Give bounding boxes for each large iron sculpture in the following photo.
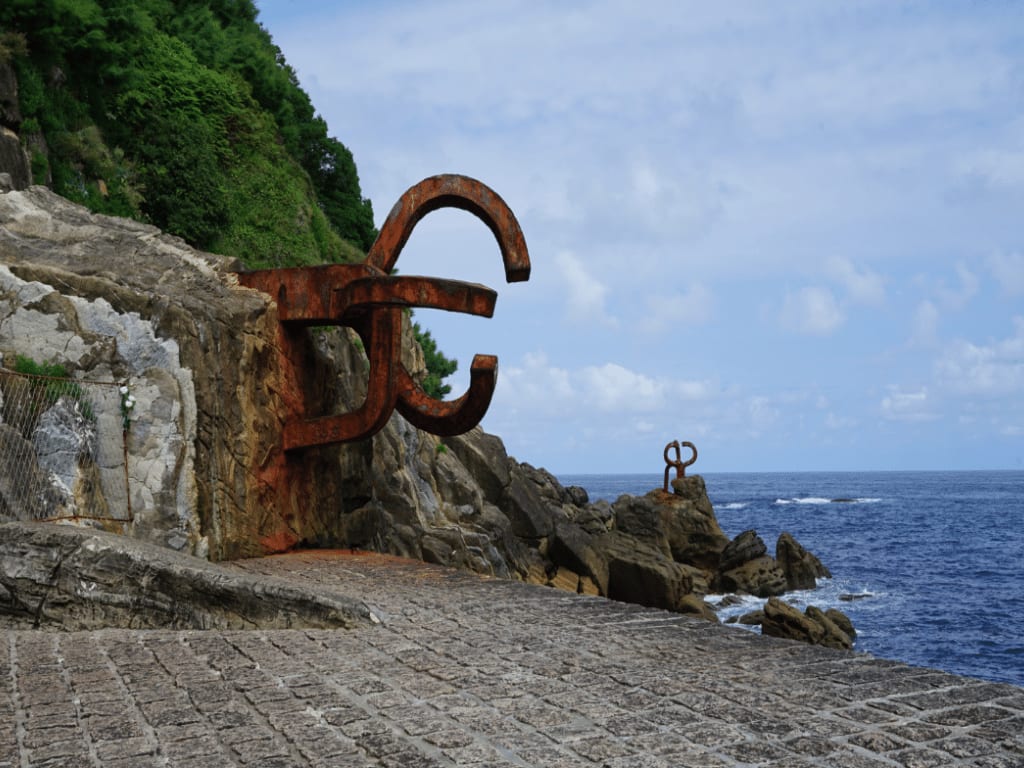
[237,174,530,450]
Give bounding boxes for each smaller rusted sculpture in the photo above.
[663,440,698,492]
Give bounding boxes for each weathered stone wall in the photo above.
[0,188,250,554]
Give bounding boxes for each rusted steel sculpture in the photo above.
[237,174,530,450]
[663,440,698,492]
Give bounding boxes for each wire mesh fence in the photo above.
[0,367,130,523]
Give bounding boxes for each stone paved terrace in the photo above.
[2,551,1023,767]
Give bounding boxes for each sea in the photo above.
[557,470,1024,688]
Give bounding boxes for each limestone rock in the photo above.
[670,474,716,513]
[612,488,729,571]
[565,484,588,506]
[0,424,61,520]
[0,521,374,630]
[517,461,577,508]
[502,471,555,540]
[611,493,672,557]
[776,531,832,591]
[0,127,30,191]
[719,529,767,572]
[825,607,856,640]
[592,530,702,613]
[678,593,719,623]
[574,500,613,535]
[547,566,580,593]
[31,396,109,519]
[549,521,609,595]
[761,597,855,650]
[0,61,20,129]
[445,427,510,504]
[734,609,765,626]
[717,555,788,597]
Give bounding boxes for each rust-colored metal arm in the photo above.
[367,174,531,283]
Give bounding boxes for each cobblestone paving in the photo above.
[3,551,1023,767]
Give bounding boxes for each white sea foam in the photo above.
[719,502,749,510]
[775,496,883,505]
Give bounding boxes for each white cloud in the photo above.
[987,252,1024,297]
[780,286,844,335]
[495,354,714,417]
[581,363,665,412]
[495,352,574,415]
[827,256,885,305]
[580,363,713,413]
[935,317,1024,397]
[555,251,616,327]
[880,387,938,422]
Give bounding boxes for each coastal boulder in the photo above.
[502,471,556,540]
[717,555,788,597]
[612,486,729,571]
[776,531,832,591]
[549,521,609,594]
[444,427,510,505]
[761,597,855,650]
[719,529,767,572]
[593,530,704,613]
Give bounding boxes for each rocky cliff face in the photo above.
[0,170,847,643]
[0,62,31,192]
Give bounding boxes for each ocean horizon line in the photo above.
[555,467,1024,478]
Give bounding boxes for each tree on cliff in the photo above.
[0,0,375,265]
[0,0,459,397]
[412,322,458,399]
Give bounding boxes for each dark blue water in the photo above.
[558,471,1024,687]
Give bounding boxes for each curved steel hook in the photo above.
[367,174,531,435]
[367,174,531,283]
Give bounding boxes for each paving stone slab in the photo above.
[2,550,1022,766]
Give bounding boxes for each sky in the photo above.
[253,0,1024,474]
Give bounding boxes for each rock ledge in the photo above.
[0,521,376,630]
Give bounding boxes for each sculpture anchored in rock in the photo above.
[237,174,531,450]
[663,439,698,492]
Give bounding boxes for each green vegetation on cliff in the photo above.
[2,1,460,394]
[0,0,374,267]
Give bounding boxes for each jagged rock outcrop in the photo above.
[716,529,786,597]
[761,596,855,650]
[0,521,374,629]
[0,132,30,192]
[0,63,30,191]
[0,61,21,130]
[776,531,832,590]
